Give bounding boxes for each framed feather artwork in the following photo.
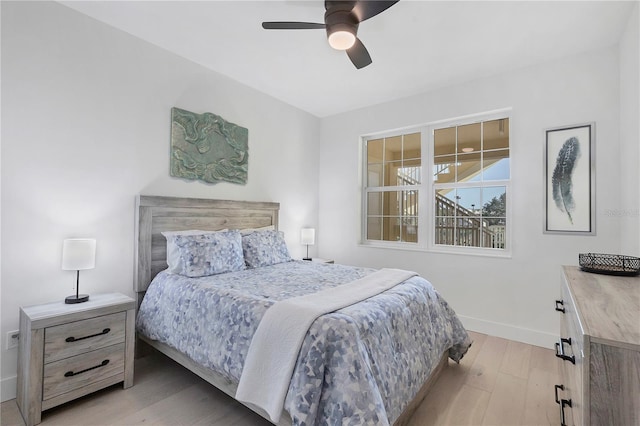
[544,123,595,235]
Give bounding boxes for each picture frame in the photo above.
[544,122,595,235]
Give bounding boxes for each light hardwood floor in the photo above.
[1,332,560,425]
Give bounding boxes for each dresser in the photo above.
[555,266,640,425]
[17,293,135,426]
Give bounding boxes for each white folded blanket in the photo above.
[235,268,418,423]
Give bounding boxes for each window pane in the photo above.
[482,186,507,249]
[383,191,400,215]
[367,216,382,240]
[435,188,461,245]
[458,215,483,248]
[434,127,456,156]
[434,155,456,183]
[383,216,401,241]
[385,136,402,161]
[435,217,455,245]
[367,192,383,216]
[402,190,419,216]
[456,187,482,213]
[482,186,506,219]
[435,188,457,216]
[367,139,383,163]
[456,152,482,182]
[384,161,402,186]
[403,132,421,159]
[402,217,418,243]
[483,150,510,180]
[484,118,509,150]
[487,217,506,249]
[367,163,383,186]
[401,158,421,185]
[457,122,481,154]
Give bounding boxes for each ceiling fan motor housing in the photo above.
[324,9,359,48]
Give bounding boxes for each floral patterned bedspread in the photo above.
[136,260,471,425]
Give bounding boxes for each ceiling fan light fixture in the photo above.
[328,29,356,50]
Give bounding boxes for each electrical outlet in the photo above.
[6,330,19,350]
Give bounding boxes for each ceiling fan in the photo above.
[262,1,399,69]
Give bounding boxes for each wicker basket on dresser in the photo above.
[17,293,135,426]
[554,266,640,425]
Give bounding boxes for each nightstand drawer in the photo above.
[42,343,125,401]
[44,312,126,363]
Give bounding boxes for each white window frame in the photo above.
[360,128,426,249]
[360,109,512,257]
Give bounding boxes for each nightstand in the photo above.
[17,293,135,426]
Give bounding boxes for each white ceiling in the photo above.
[60,1,635,117]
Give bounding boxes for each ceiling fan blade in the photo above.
[352,0,399,22]
[262,22,326,30]
[346,38,372,69]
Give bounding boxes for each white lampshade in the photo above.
[62,239,96,271]
[300,228,316,246]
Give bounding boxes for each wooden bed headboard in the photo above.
[134,195,279,297]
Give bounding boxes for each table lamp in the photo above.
[62,238,96,304]
[300,228,315,261]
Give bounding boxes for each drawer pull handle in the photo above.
[555,338,575,364]
[64,359,109,377]
[555,300,565,313]
[560,398,572,426]
[65,328,111,343]
[554,384,564,404]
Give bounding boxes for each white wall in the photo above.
[619,3,640,255]
[318,46,628,348]
[0,1,320,401]
[2,0,638,406]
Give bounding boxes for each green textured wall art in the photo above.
[170,107,248,185]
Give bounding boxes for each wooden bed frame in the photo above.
[134,195,448,425]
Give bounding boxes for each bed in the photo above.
[134,195,471,425]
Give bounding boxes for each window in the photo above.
[362,111,510,253]
[365,132,421,243]
[433,118,509,249]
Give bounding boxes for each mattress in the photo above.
[136,260,471,425]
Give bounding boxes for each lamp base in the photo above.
[303,257,312,261]
[65,294,89,304]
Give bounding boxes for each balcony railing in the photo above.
[435,193,502,248]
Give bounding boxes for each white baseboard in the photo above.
[458,315,557,349]
[1,375,17,402]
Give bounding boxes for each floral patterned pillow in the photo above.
[166,230,245,277]
[242,230,292,268]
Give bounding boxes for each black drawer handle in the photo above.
[64,359,109,377]
[555,300,565,313]
[560,398,572,426]
[554,384,564,404]
[66,328,111,343]
[555,338,575,364]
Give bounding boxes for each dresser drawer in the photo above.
[44,312,126,363]
[42,342,125,401]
